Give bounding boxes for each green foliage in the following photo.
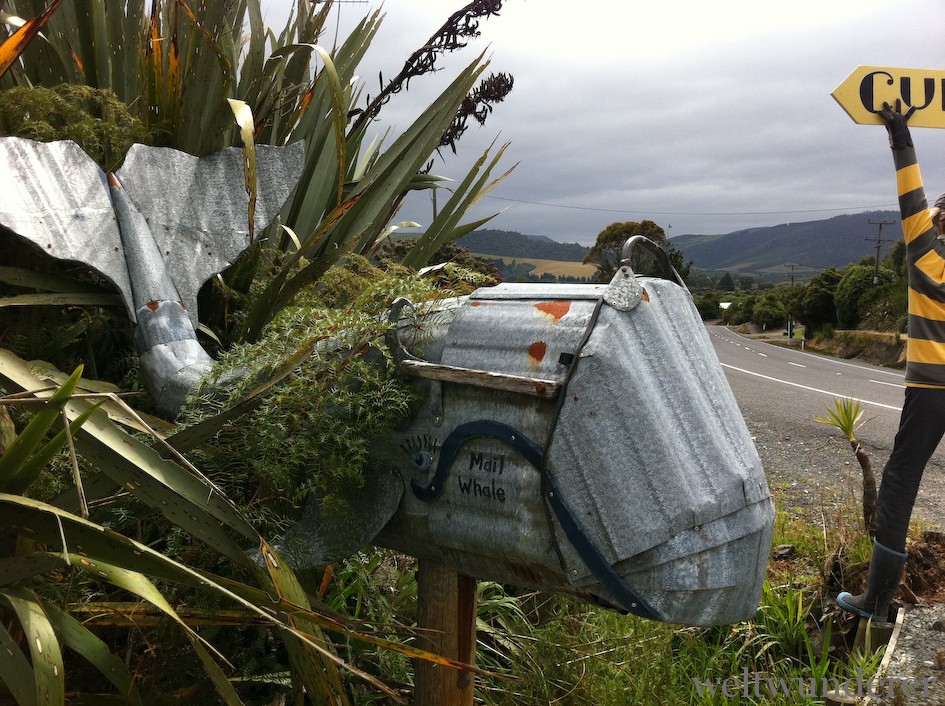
[751,293,786,330]
[584,220,677,283]
[738,274,760,291]
[798,267,841,337]
[857,279,908,332]
[882,239,906,278]
[459,229,589,261]
[834,264,895,329]
[0,84,150,170]
[496,259,537,282]
[469,578,880,705]
[182,258,438,523]
[816,398,863,443]
[378,239,501,282]
[181,256,491,529]
[693,292,722,320]
[756,582,813,662]
[1,1,517,700]
[816,397,877,533]
[718,272,736,291]
[721,292,757,325]
[0,233,138,381]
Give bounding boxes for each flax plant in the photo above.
[0,0,514,702]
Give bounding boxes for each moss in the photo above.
[179,257,473,531]
[0,84,150,170]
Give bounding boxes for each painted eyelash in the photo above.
[399,434,440,455]
[401,435,440,473]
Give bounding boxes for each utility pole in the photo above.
[867,219,896,284]
[783,263,799,339]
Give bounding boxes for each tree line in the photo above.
[690,239,907,337]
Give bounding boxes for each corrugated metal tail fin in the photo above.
[0,136,304,417]
[0,136,304,323]
[113,141,304,323]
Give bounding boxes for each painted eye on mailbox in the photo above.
[411,451,433,472]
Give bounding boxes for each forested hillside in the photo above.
[460,211,904,279]
[458,229,589,261]
[671,210,901,274]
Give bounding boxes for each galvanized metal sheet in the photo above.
[0,138,136,318]
[0,137,304,324]
[378,277,774,625]
[116,141,304,322]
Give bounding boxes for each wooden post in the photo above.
[852,616,894,654]
[414,559,477,706]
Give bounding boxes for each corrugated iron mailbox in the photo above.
[374,238,774,625]
[0,137,773,626]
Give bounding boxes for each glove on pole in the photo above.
[878,100,915,150]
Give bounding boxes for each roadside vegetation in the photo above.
[1,1,940,705]
[689,240,907,348]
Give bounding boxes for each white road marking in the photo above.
[720,363,903,412]
[788,362,806,368]
[870,379,906,389]
[719,329,904,378]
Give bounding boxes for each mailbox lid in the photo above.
[443,284,605,382]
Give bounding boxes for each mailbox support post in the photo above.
[414,560,477,706]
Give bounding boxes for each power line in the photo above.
[482,194,900,218]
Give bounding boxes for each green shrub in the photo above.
[693,292,722,320]
[835,265,895,329]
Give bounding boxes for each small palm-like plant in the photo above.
[816,397,877,534]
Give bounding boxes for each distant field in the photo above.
[475,254,597,278]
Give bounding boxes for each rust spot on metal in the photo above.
[470,301,482,307]
[146,300,159,312]
[528,341,547,364]
[534,381,546,395]
[535,300,570,321]
[642,288,650,303]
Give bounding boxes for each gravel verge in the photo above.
[745,415,945,705]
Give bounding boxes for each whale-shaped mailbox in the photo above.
[0,137,774,625]
[372,242,774,624]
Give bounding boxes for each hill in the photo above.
[671,210,901,277]
[458,211,904,281]
[457,229,589,261]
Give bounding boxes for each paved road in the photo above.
[707,325,905,457]
[707,325,945,526]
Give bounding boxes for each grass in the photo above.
[324,489,891,704]
[473,253,597,278]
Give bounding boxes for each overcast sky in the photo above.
[293,0,945,245]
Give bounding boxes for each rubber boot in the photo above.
[836,540,907,622]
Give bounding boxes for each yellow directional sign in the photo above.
[832,66,945,128]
